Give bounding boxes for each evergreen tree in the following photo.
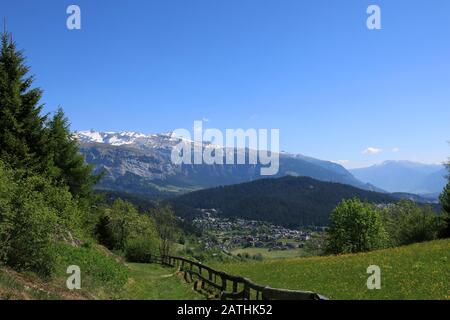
[0,32,50,173]
[47,108,99,199]
[439,159,450,238]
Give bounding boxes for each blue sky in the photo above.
[2,0,449,168]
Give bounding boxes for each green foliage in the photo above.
[148,203,179,257]
[95,199,160,260]
[124,238,155,263]
[0,162,83,277]
[440,182,450,214]
[0,32,51,174]
[46,108,99,199]
[439,183,450,238]
[383,200,443,246]
[303,232,328,256]
[439,158,450,237]
[326,198,388,254]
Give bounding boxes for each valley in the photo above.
[191,210,323,259]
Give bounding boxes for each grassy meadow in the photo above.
[211,239,450,300]
[231,247,306,259]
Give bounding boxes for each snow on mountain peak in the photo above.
[74,130,191,147]
[75,130,150,146]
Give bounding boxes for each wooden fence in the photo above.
[154,255,328,300]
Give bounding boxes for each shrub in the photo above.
[383,200,443,246]
[252,253,263,261]
[439,182,450,238]
[124,238,155,263]
[95,199,160,260]
[304,232,328,256]
[0,162,83,277]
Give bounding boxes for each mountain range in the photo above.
[350,161,447,197]
[76,131,447,200]
[76,130,380,197]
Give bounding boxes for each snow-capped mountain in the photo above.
[75,130,148,145]
[75,130,381,197]
[75,130,185,147]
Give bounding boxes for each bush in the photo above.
[439,182,450,238]
[0,162,83,277]
[383,200,443,246]
[326,198,388,254]
[6,186,58,277]
[95,199,160,260]
[252,253,263,261]
[124,238,155,263]
[304,232,328,256]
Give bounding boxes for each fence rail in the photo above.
[154,255,328,301]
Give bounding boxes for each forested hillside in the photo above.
[169,176,398,228]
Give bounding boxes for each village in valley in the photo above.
[191,209,325,256]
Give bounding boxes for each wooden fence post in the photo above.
[221,274,227,292]
[243,282,250,300]
[232,280,238,295]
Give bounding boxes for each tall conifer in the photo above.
[47,108,99,199]
[0,32,50,173]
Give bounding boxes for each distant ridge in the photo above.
[350,160,446,196]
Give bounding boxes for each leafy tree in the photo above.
[47,108,99,199]
[326,198,388,254]
[383,200,442,246]
[95,199,137,250]
[95,199,159,258]
[0,32,51,173]
[149,203,179,258]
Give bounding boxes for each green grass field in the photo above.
[212,239,450,300]
[118,263,201,300]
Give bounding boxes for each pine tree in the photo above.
[439,160,450,238]
[0,32,51,173]
[47,108,99,199]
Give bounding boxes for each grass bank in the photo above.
[211,239,450,300]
